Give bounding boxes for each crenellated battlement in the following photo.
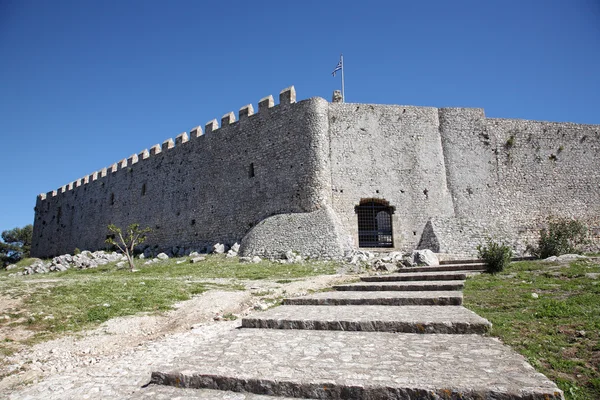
[38,86,298,202]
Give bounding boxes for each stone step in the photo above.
[438,257,534,265]
[132,385,296,399]
[283,290,463,306]
[361,271,467,282]
[397,263,486,273]
[440,258,484,265]
[151,329,562,399]
[334,280,465,291]
[241,305,491,334]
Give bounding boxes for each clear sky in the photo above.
[1,0,599,234]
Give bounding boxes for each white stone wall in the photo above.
[327,103,455,252]
[32,90,334,258]
[31,90,600,258]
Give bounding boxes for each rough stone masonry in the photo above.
[31,86,600,259]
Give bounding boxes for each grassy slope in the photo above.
[0,255,337,347]
[464,259,600,400]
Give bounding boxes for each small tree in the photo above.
[1,224,33,267]
[105,223,151,271]
[528,217,589,259]
[477,239,513,274]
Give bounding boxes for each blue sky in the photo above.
[1,0,599,234]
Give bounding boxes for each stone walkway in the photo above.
[282,290,463,306]
[150,262,564,399]
[241,305,490,334]
[5,262,564,399]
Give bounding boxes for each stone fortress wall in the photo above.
[31,86,600,258]
[436,108,600,255]
[32,88,341,258]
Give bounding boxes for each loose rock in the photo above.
[412,249,439,266]
[213,243,225,254]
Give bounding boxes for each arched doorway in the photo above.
[354,199,395,248]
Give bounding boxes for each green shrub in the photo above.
[530,218,588,259]
[477,239,513,274]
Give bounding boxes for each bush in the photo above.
[530,218,588,259]
[477,239,513,274]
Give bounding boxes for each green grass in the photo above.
[22,277,208,334]
[0,254,341,381]
[50,254,338,280]
[464,259,600,400]
[0,254,338,341]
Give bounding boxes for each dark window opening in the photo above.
[142,183,147,196]
[355,199,395,248]
[191,219,196,226]
[249,163,255,178]
[110,193,115,205]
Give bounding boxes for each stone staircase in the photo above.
[149,261,564,399]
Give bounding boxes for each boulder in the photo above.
[556,254,587,262]
[412,249,439,266]
[190,257,206,263]
[156,253,169,260]
[226,249,238,258]
[213,243,225,254]
[373,259,396,272]
[399,258,416,268]
[285,250,297,262]
[81,250,94,259]
[389,251,403,262]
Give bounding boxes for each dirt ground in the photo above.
[0,274,356,396]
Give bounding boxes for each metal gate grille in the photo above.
[355,200,393,248]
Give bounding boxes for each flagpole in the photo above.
[340,54,345,102]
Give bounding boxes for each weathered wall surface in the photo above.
[437,109,600,255]
[327,103,455,252]
[32,89,334,258]
[487,118,600,222]
[32,88,600,259]
[327,104,600,256]
[239,206,353,259]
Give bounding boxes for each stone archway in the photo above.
[354,199,395,248]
